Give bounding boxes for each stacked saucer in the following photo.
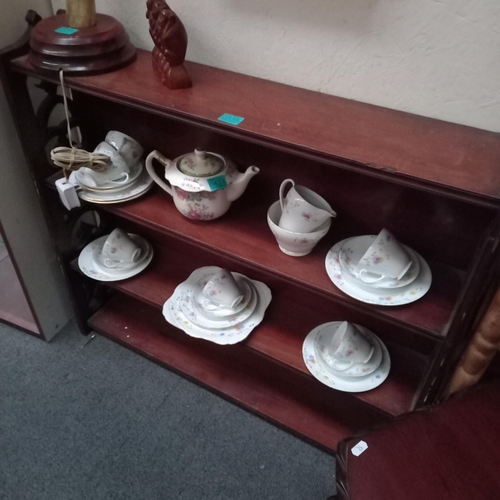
[163,266,272,345]
[325,230,432,306]
[303,321,391,393]
[69,160,153,204]
[78,229,153,281]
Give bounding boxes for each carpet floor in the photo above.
[0,320,336,500]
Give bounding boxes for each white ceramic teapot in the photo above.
[146,149,260,220]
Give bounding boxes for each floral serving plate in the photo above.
[163,267,272,345]
[78,234,153,281]
[339,235,420,289]
[325,238,432,306]
[303,322,390,392]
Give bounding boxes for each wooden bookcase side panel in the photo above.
[89,293,391,451]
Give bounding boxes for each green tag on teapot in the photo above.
[207,175,228,192]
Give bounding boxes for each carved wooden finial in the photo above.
[146,0,192,89]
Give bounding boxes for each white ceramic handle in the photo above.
[109,172,130,185]
[359,269,386,284]
[279,178,295,211]
[145,150,174,196]
[104,258,124,268]
[332,359,354,371]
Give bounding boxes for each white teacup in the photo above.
[77,142,131,188]
[278,179,336,233]
[356,229,412,282]
[202,269,244,309]
[328,321,374,371]
[101,229,142,268]
[267,201,331,257]
[105,131,144,167]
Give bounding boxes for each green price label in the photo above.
[207,175,228,192]
[55,27,79,35]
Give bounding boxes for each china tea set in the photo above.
[68,131,154,204]
[73,130,434,393]
[325,229,432,306]
[162,266,272,345]
[267,179,336,256]
[303,321,391,392]
[78,228,153,281]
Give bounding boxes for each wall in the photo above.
[1,0,73,340]
[51,0,500,133]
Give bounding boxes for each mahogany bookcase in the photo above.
[2,19,500,453]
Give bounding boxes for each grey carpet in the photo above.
[0,320,336,500]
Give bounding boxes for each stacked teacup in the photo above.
[302,320,390,391]
[267,179,336,256]
[78,228,154,281]
[340,228,425,292]
[162,266,272,345]
[75,131,144,195]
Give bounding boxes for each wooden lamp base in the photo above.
[29,13,136,74]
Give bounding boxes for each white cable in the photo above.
[50,70,110,174]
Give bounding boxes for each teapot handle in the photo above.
[279,178,295,211]
[145,150,174,196]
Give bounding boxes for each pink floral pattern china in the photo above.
[303,322,390,392]
[162,266,272,345]
[325,238,432,306]
[78,234,153,281]
[339,236,420,289]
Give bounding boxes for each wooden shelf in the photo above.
[75,241,429,417]
[97,189,464,339]
[11,51,500,205]
[89,293,390,452]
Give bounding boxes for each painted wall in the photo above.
[51,0,500,133]
[1,0,73,340]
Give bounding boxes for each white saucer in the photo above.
[339,235,420,289]
[78,234,153,281]
[180,276,257,329]
[191,274,252,319]
[162,266,272,345]
[325,238,432,306]
[70,167,153,204]
[92,235,151,275]
[314,322,383,378]
[76,161,143,192]
[303,322,391,392]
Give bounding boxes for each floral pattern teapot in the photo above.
[146,149,260,220]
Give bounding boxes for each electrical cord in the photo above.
[50,69,110,176]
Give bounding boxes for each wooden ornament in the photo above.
[146,0,192,89]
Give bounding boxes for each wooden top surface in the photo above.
[337,382,500,500]
[12,50,500,203]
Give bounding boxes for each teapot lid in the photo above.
[178,149,225,178]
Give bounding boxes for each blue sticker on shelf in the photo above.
[207,175,228,192]
[218,113,244,126]
[55,27,79,35]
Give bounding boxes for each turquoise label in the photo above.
[218,113,244,126]
[55,27,78,35]
[207,175,228,192]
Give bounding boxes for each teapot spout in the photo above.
[227,166,260,202]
